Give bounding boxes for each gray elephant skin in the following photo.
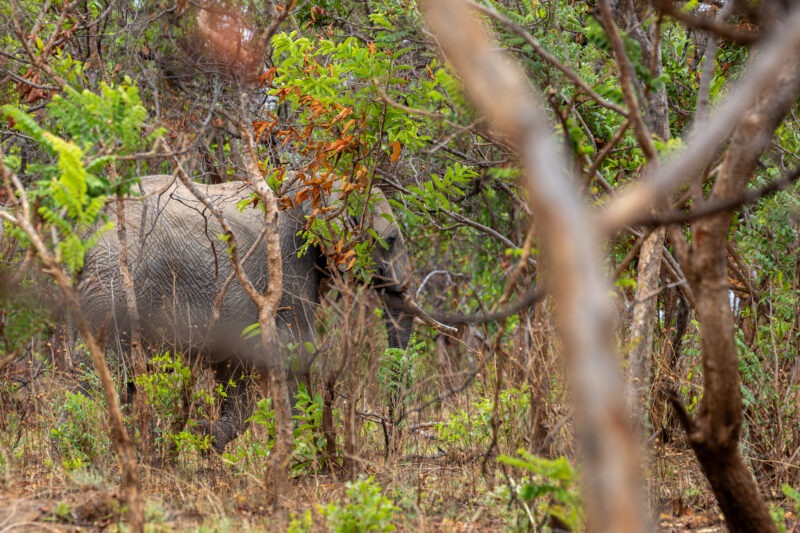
[77,174,414,451]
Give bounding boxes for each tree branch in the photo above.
[641,164,800,226]
[465,0,628,117]
[650,0,759,44]
[601,5,800,232]
[420,2,648,530]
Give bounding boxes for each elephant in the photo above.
[76,174,415,451]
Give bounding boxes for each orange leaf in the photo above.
[326,136,353,154]
[390,141,401,163]
[333,107,353,122]
[425,64,435,80]
[252,120,271,141]
[341,118,356,135]
[258,67,277,87]
[293,187,310,205]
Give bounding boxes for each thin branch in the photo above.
[465,0,628,117]
[650,0,759,44]
[0,69,60,90]
[601,5,800,232]
[597,0,658,161]
[640,164,800,226]
[666,388,695,434]
[373,81,452,122]
[585,118,631,182]
[430,285,546,326]
[696,0,736,120]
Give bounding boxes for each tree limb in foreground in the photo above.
[420,1,648,531]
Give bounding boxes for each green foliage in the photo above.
[404,163,477,212]
[50,390,110,470]
[783,484,800,512]
[378,336,425,413]
[224,384,327,473]
[271,30,435,170]
[0,253,53,355]
[437,386,530,452]
[498,450,582,532]
[769,484,800,532]
[134,352,214,455]
[320,476,399,533]
[287,509,315,533]
[1,80,160,272]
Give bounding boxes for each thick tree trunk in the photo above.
[673,55,800,533]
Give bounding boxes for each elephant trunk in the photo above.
[382,292,414,349]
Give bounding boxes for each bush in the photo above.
[320,476,399,533]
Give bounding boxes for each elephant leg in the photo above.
[199,363,254,453]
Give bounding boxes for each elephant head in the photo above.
[361,189,415,350]
[294,180,416,349]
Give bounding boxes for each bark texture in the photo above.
[420,2,648,531]
[674,55,800,533]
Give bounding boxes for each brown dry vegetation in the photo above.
[0,293,794,531]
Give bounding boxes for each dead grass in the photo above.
[0,334,797,532]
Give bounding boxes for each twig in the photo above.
[649,0,759,44]
[466,0,628,117]
[597,0,658,161]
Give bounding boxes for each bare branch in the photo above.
[464,0,628,117]
[597,0,658,161]
[602,6,800,232]
[650,0,759,44]
[642,164,800,226]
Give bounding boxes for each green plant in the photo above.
[377,335,425,415]
[436,385,531,452]
[320,476,399,532]
[134,352,214,455]
[1,80,160,273]
[498,450,583,532]
[50,390,110,470]
[287,509,315,533]
[773,484,800,531]
[223,384,327,473]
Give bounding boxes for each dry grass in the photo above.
[0,312,797,532]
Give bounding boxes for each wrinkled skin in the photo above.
[77,174,414,451]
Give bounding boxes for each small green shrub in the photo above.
[134,352,215,455]
[50,391,109,470]
[437,385,530,451]
[224,384,327,473]
[378,336,425,416]
[320,476,399,533]
[498,450,583,532]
